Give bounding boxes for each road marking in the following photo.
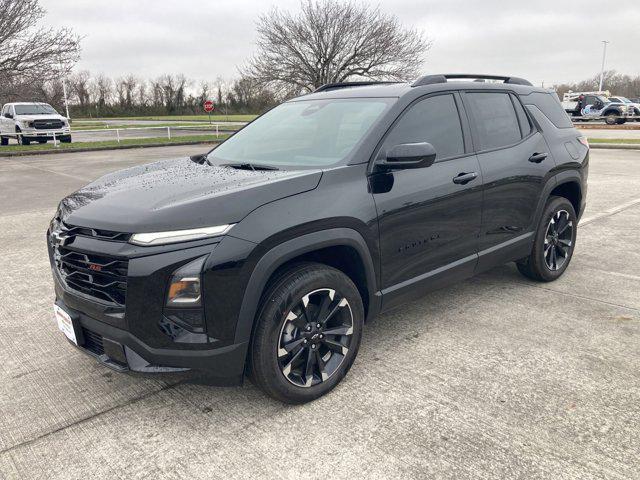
[580,197,640,226]
[1,158,92,182]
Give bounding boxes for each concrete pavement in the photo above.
[0,146,638,479]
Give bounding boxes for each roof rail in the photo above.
[412,74,533,87]
[313,81,398,93]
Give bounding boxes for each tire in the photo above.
[16,131,30,146]
[517,196,577,282]
[604,112,617,125]
[60,135,72,143]
[0,136,7,146]
[249,262,364,404]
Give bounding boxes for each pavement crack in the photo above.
[0,380,184,457]
[513,280,640,312]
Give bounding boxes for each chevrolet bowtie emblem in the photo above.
[51,229,70,246]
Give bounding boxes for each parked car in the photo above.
[608,96,640,121]
[561,91,633,124]
[48,74,588,403]
[0,102,71,145]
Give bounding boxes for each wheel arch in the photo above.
[550,180,582,218]
[233,227,379,346]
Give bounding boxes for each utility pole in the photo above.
[598,40,609,92]
[59,61,71,119]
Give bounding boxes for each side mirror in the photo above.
[378,142,437,170]
[4,113,13,119]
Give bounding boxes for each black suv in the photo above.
[48,74,588,403]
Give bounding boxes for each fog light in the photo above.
[166,256,207,307]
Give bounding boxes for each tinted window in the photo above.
[209,98,392,168]
[524,92,573,128]
[511,94,532,137]
[466,92,521,150]
[382,94,464,160]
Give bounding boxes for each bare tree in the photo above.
[69,70,92,107]
[0,0,80,95]
[244,0,430,94]
[92,74,112,108]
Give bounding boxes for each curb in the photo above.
[0,140,220,158]
[589,143,640,150]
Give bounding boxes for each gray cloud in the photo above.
[41,0,640,88]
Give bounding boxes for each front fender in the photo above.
[232,227,379,345]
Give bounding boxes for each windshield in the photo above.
[208,98,393,168]
[14,104,59,115]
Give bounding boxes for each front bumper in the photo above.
[20,128,71,139]
[48,230,259,385]
[55,296,247,385]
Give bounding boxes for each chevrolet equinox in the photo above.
[48,74,588,403]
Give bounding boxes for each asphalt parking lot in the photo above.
[0,146,639,479]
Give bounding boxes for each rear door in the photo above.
[371,92,483,311]
[463,91,553,270]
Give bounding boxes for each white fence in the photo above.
[9,122,247,147]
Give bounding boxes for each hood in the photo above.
[15,114,66,122]
[59,157,322,233]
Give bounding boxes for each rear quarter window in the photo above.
[524,92,573,129]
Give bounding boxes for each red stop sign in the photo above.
[203,100,214,112]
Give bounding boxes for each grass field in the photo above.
[587,138,640,144]
[71,122,244,131]
[75,114,258,123]
[0,134,228,153]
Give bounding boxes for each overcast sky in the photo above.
[41,0,640,88]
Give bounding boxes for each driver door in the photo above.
[370,92,482,311]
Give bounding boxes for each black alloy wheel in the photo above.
[249,262,364,404]
[277,288,354,388]
[517,196,577,282]
[543,210,573,271]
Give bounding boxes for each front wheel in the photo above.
[249,262,364,404]
[517,196,577,282]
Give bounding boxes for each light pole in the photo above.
[598,40,609,92]
[59,60,70,120]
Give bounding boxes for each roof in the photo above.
[293,74,545,102]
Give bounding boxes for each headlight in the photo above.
[166,256,207,307]
[130,224,233,246]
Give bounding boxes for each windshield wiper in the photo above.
[220,162,280,171]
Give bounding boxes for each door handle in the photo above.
[452,172,478,185]
[528,152,548,163]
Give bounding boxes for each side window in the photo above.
[382,94,464,160]
[511,94,533,137]
[525,92,573,129]
[466,92,521,150]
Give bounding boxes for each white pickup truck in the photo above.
[0,102,72,146]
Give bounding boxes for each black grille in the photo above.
[82,327,105,355]
[33,119,64,130]
[60,222,131,242]
[54,246,128,306]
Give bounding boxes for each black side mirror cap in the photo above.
[4,113,12,119]
[377,142,437,170]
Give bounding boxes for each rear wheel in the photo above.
[0,136,7,146]
[249,262,364,404]
[604,112,618,125]
[517,196,577,282]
